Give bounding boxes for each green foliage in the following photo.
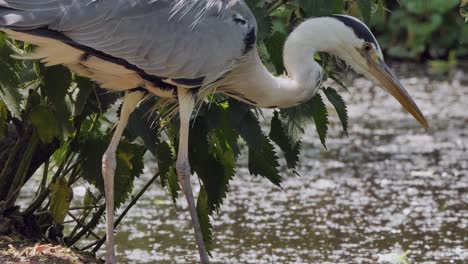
[269,111,301,171]
[0,34,26,117]
[310,94,329,148]
[196,187,213,255]
[296,0,344,17]
[79,136,145,209]
[357,0,372,24]
[324,87,349,136]
[48,178,72,224]
[372,0,467,59]
[29,105,61,144]
[229,100,281,186]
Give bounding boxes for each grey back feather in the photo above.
[0,0,257,84]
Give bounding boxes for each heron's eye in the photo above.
[363,43,373,52]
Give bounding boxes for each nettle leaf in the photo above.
[282,92,329,148]
[81,188,94,218]
[229,101,281,187]
[269,111,301,171]
[296,0,344,17]
[42,66,73,138]
[189,110,236,212]
[196,187,213,255]
[245,0,272,41]
[157,141,174,187]
[48,177,72,225]
[0,36,23,117]
[265,31,287,74]
[310,93,329,148]
[84,86,121,115]
[166,169,180,205]
[357,0,372,24]
[324,87,348,136]
[74,77,95,116]
[157,141,180,205]
[280,101,315,143]
[125,98,161,157]
[79,136,145,208]
[42,65,71,105]
[29,105,61,144]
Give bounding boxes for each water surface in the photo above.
[110,65,468,263]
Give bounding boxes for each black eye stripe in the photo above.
[327,15,378,47]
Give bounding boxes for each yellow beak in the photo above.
[367,58,429,128]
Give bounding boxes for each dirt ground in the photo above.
[0,236,101,264]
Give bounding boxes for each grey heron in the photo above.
[0,0,428,263]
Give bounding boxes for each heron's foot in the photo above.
[176,160,211,264]
[102,151,116,264]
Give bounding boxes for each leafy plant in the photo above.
[371,0,468,59]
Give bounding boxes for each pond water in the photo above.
[103,64,467,264]
[23,64,468,263]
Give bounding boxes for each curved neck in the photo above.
[224,20,327,108]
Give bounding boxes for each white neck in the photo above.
[224,18,339,108]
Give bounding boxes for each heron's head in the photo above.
[290,15,428,128]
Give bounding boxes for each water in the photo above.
[24,64,468,263]
[106,64,467,263]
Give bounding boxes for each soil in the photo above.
[0,236,101,264]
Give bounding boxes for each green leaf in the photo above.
[42,66,73,138]
[166,169,180,205]
[281,93,329,148]
[125,98,161,157]
[229,101,281,187]
[280,100,315,143]
[324,87,348,136]
[296,0,344,17]
[357,0,372,24]
[81,188,95,218]
[156,141,174,187]
[156,140,180,205]
[265,31,287,74]
[29,105,61,144]
[310,93,329,148]
[0,35,23,117]
[83,86,121,115]
[79,136,145,208]
[269,111,301,171]
[42,65,71,106]
[189,107,237,212]
[74,77,95,116]
[48,177,72,224]
[196,187,213,255]
[245,0,272,41]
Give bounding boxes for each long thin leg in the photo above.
[102,91,144,264]
[176,88,210,263]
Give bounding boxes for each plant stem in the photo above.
[0,137,22,200]
[91,172,159,253]
[6,132,39,206]
[66,205,105,246]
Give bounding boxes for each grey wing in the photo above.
[1,0,257,86]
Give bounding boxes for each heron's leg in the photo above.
[102,90,144,264]
[176,88,210,264]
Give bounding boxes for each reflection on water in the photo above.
[26,64,468,263]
